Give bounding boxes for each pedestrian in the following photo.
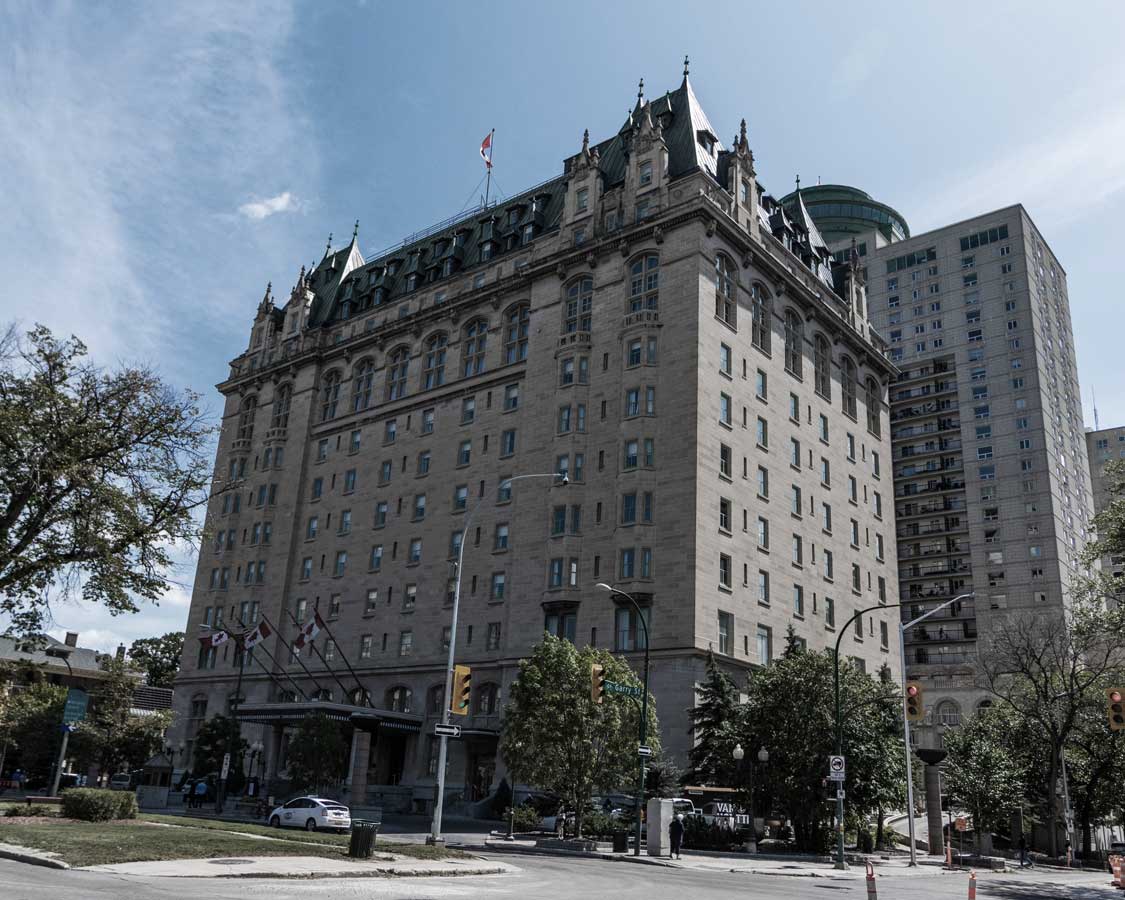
[194,778,207,809]
[669,812,685,860]
[1018,835,1031,868]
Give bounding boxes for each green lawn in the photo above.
[0,815,465,867]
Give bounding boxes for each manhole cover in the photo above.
[208,858,256,865]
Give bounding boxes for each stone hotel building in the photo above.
[168,69,900,815]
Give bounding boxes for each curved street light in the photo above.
[732,744,768,852]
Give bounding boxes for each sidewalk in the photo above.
[81,855,515,879]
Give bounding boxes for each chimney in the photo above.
[65,632,79,648]
[116,644,126,662]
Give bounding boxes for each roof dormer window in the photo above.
[639,160,653,186]
[696,129,717,155]
[406,273,419,292]
[508,208,521,226]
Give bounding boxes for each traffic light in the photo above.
[452,664,471,715]
[1107,687,1125,732]
[591,663,606,704]
[905,681,925,722]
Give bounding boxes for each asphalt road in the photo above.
[0,854,1114,899]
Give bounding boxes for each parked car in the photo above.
[108,773,133,791]
[268,796,351,832]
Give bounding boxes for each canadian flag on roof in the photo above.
[293,611,325,650]
[479,131,493,170]
[243,620,273,649]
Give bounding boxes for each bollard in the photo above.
[865,861,877,900]
[967,870,977,900]
[946,838,953,868]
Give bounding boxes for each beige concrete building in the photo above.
[790,188,1094,748]
[1087,425,1125,579]
[168,72,900,815]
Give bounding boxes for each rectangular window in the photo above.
[757,570,770,605]
[720,443,732,478]
[757,465,769,498]
[720,343,732,375]
[756,625,772,663]
[794,584,805,616]
[718,611,734,656]
[719,553,732,588]
[757,516,769,550]
[756,417,768,447]
[720,393,732,426]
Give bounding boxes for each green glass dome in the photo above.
[779,184,909,246]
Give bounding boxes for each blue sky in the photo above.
[3,0,1124,651]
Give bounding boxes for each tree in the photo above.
[71,656,170,777]
[685,649,741,787]
[943,706,1028,848]
[127,632,184,687]
[736,649,906,853]
[0,675,66,779]
[1061,689,1125,857]
[976,590,1125,857]
[191,714,247,782]
[1086,459,1125,564]
[285,714,350,794]
[501,635,659,837]
[0,324,215,635]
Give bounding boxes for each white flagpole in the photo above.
[484,128,495,208]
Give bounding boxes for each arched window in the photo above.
[865,377,881,437]
[237,396,257,442]
[474,682,501,716]
[278,689,297,703]
[564,277,593,333]
[462,320,488,377]
[504,304,530,364]
[348,687,371,706]
[935,700,961,727]
[423,334,447,389]
[628,254,659,313]
[426,684,445,715]
[814,335,831,400]
[386,685,413,713]
[386,347,410,401]
[313,687,332,702]
[715,255,736,326]
[271,384,291,430]
[841,357,857,419]
[352,359,375,412]
[976,699,993,713]
[320,372,340,422]
[783,310,803,377]
[751,283,771,352]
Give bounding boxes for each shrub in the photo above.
[60,788,138,822]
[581,810,616,838]
[505,804,542,833]
[5,804,44,817]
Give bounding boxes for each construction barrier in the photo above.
[1111,854,1123,889]
[967,870,977,900]
[865,860,877,900]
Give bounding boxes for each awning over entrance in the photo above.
[236,700,423,733]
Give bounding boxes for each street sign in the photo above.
[605,680,643,698]
[828,755,846,781]
[637,745,653,758]
[434,723,462,738]
[836,788,846,800]
[220,752,231,781]
[62,688,88,725]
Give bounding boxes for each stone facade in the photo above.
[167,73,900,813]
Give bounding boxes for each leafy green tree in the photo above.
[191,714,247,781]
[1086,459,1125,564]
[285,714,350,794]
[0,324,214,635]
[501,635,658,837]
[71,656,170,777]
[127,632,184,687]
[644,754,683,799]
[1062,690,1125,857]
[736,649,905,853]
[943,706,1028,848]
[0,677,66,779]
[685,649,741,787]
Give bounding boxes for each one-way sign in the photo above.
[637,745,653,757]
[435,724,462,738]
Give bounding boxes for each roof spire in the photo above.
[352,219,360,240]
[683,54,690,78]
[637,78,644,102]
[795,174,801,192]
[582,128,589,153]
[740,118,748,148]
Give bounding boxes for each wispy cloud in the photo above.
[239,191,299,220]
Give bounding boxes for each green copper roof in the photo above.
[778,184,910,245]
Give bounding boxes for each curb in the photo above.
[149,865,513,880]
[0,845,70,870]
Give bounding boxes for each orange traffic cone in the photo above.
[967,870,977,900]
[865,861,877,899]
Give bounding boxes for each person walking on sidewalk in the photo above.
[669,813,685,860]
[193,779,207,809]
[1018,835,1032,868]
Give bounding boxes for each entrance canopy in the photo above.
[236,700,422,733]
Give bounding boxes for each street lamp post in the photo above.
[595,583,649,857]
[429,471,565,846]
[732,744,769,853]
[46,646,74,798]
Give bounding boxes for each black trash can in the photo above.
[348,819,380,858]
[612,831,629,853]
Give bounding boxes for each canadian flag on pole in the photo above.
[479,131,493,170]
[199,630,229,648]
[293,611,325,650]
[243,620,273,649]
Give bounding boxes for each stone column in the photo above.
[917,748,947,857]
[349,729,372,809]
[265,725,284,782]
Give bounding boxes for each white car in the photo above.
[268,796,351,832]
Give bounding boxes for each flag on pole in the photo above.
[479,131,493,170]
[243,620,273,649]
[293,610,325,650]
[199,630,229,648]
